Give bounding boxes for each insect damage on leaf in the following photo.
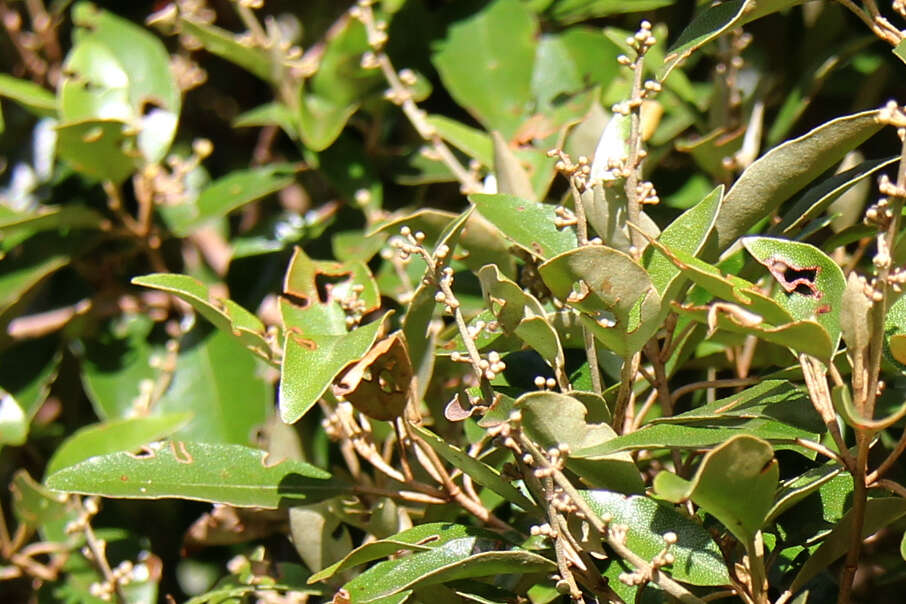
[333,331,413,421]
[765,257,821,298]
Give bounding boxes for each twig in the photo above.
[876,478,906,499]
[354,2,481,193]
[613,353,640,433]
[516,433,706,604]
[867,427,906,484]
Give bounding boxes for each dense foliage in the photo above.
[5,0,906,602]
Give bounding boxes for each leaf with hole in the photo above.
[742,236,846,354]
[45,441,339,508]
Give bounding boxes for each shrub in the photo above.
[3,1,906,602]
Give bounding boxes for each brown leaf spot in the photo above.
[289,330,317,350]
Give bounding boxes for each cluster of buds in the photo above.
[635,180,660,205]
[351,0,388,51]
[136,139,212,209]
[534,375,558,390]
[624,21,656,57]
[450,350,506,381]
[65,497,100,535]
[553,205,578,229]
[530,522,558,539]
[390,226,427,263]
[339,284,368,328]
[879,100,906,132]
[550,149,593,188]
[89,559,138,602]
[532,444,569,479]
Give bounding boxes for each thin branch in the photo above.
[516,433,706,604]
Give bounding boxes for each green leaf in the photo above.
[0,252,68,314]
[471,193,577,260]
[162,164,296,236]
[46,413,193,475]
[767,463,842,523]
[374,208,516,278]
[575,420,816,458]
[12,470,76,531]
[432,0,537,139]
[234,102,297,139]
[310,523,479,584]
[713,110,882,253]
[410,425,538,512]
[539,246,660,357]
[427,115,493,166]
[279,319,385,424]
[789,498,906,596]
[0,205,106,238]
[340,534,555,603]
[0,74,56,116]
[517,391,644,493]
[297,94,358,152]
[55,119,138,183]
[154,327,271,444]
[478,264,563,368]
[492,131,535,200]
[163,15,273,82]
[539,0,674,24]
[45,441,340,508]
[63,2,181,162]
[643,185,722,297]
[653,380,824,434]
[895,39,906,66]
[0,390,27,446]
[131,273,272,361]
[774,156,897,235]
[654,435,778,544]
[742,236,846,353]
[662,0,809,80]
[582,490,730,586]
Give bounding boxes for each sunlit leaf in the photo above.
[46,441,339,508]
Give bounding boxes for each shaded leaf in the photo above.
[518,391,644,493]
[0,74,56,116]
[775,156,896,235]
[410,424,537,511]
[45,441,339,508]
[789,498,906,596]
[662,0,809,80]
[55,119,138,183]
[162,164,296,236]
[654,435,778,543]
